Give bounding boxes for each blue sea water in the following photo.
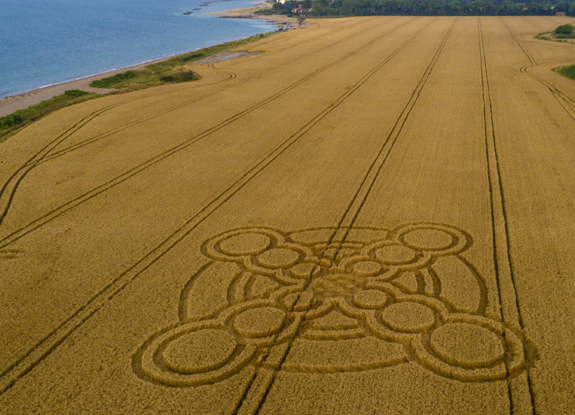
[0,0,276,98]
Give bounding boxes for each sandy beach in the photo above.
[0,65,139,118]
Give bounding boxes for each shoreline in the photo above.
[0,6,292,118]
[0,45,220,117]
[203,1,300,28]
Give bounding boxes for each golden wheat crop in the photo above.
[1,16,574,414]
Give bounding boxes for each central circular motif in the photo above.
[233,307,286,338]
[162,329,237,374]
[430,322,505,368]
[403,229,454,251]
[257,248,300,268]
[310,273,366,299]
[220,233,271,256]
[380,302,435,332]
[375,245,417,265]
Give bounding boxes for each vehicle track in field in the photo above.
[0,17,420,251]
[0,17,435,395]
[233,17,459,415]
[0,18,417,242]
[500,17,575,123]
[0,102,125,227]
[41,17,402,162]
[257,16,383,54]
[479,18,536,415]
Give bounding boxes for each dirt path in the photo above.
[1,16,575,415]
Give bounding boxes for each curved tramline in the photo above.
[0,17,421,250]
[501,18,575,121]
[0,17,415,237]
[0,16,437,395]
[39,18,418,163]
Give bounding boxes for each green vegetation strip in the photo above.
[261,0,575,17]
[536,24,575,42]
[0,32,273,143]
[553,64,575,81]
[89,33,270,90]
[0,90,95,143]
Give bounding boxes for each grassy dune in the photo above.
[1,16,575,414]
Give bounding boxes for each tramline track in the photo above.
[0,18,421,250]
[479,18,536,415]
[500,18,575,122]
[0,18,417,240]
[0,17,438,395]
[233,17,459,415]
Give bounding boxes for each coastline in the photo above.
[1,63,140,118]
[0,5,293,118]
[203,1,300,28]
[0,38,265,118]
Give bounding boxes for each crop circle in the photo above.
[353,261,382,277]
[234,307,286,338]
[353,289,388,309]
[220,233,271,256]
[162,329,237,374]
[402,229,454,251]
[381,302,435,332]
[258,248,300,268]
[375,245,417,265]
[430,322,505,368]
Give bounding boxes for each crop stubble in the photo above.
[0,16,574,415]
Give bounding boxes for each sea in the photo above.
[0,0,277,98]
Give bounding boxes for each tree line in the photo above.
[261,0,575,16]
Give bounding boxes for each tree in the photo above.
[527,2,540,15]
[446,1,461,15]
[270,0,575,17]
[554,24,575,35]
[498,1,521,15]
[341,0,354,14]
[554,2,569,13]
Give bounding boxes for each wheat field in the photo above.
[1,16,575,415]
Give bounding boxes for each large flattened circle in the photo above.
[234,307,286,338]
[258,248,300,268]
[402,228,455,251]
[353,289,388,309]
[162,329,237,374]
[381,302,435,333]
[353,261,382,277]
[220,233,272,256]
[430,322,505,368]
[375,245,417,265]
